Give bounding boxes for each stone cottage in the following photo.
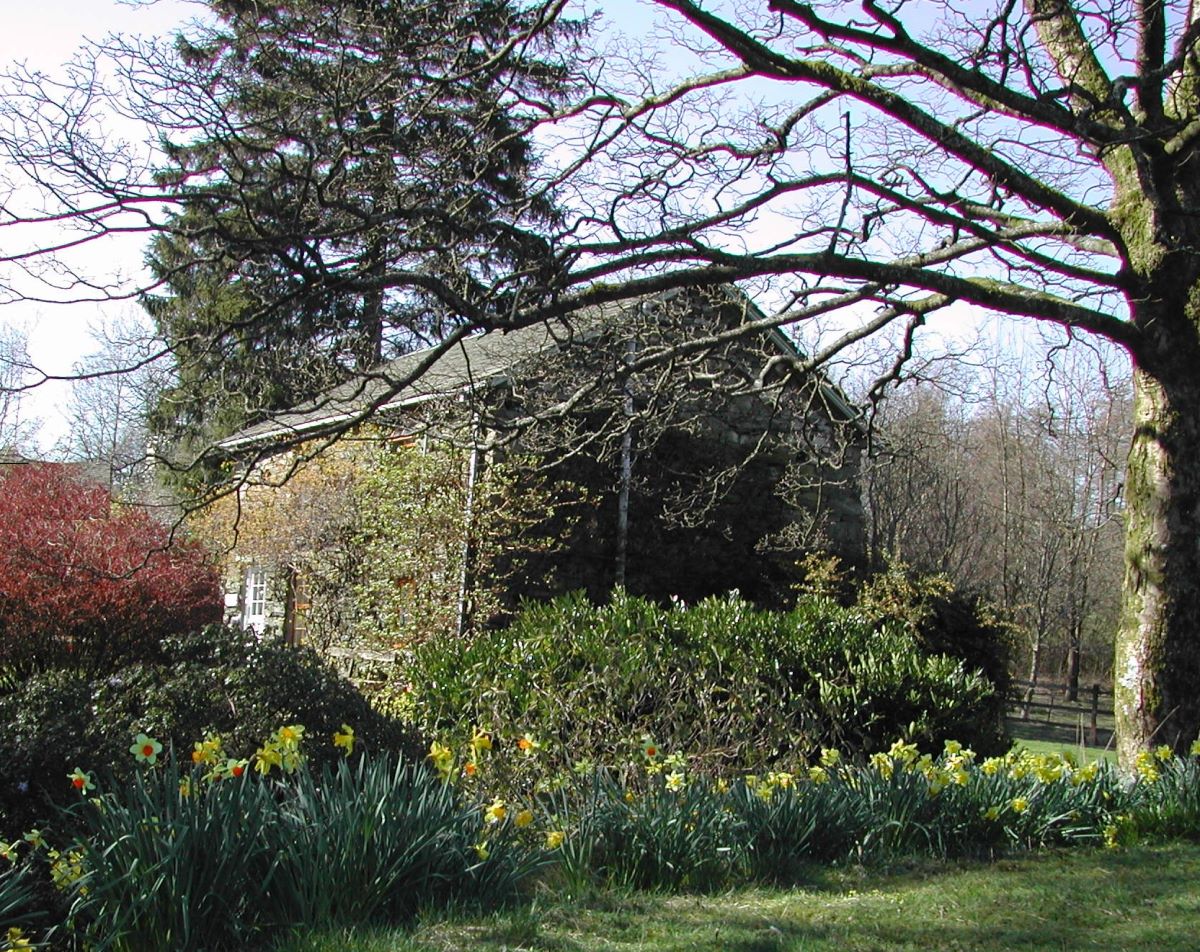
[213,286,866,647]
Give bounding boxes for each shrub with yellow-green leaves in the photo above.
[402,590,1010,785]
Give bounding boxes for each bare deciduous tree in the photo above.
[59,314,170,494]
[866,344,1128,701]
[0,324,40,454]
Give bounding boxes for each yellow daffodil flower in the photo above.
[192,735,223,766]
[333,724,355,755]
[428,741,454,777]
[6,926,32,950]
[470,729,493,754]
[484,799,506,824]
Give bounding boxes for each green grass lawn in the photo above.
[275,842,1200,952]
[1008,734,1117,766]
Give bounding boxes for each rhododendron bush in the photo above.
[0,463,220,671]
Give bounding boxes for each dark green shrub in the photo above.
[856,565,1016,704]
[0,625,422,837]
[400,590,1007,777]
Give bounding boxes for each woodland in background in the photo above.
[863,345,1128,699]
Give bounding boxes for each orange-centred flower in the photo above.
[130,733,163,765]
[516,733,540,755]
[67,767,94,793]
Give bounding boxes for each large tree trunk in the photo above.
[1115,332,1200,767]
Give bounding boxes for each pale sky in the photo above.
[0,1,1121,452]
[1,0,200,449]
[0,0,661,452]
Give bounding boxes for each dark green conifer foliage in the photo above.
[144,0,575,470]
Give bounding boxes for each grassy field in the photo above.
[276,843,1200,952]
[1007,678,1117,767]
[1009,735,1116,765]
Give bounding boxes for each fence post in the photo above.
[1021,683,1034,720]
[1089,683,1100,746]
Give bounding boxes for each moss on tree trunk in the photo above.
[1115,314,1200,767]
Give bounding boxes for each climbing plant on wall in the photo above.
[196,428,576,650]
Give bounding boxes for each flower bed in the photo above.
[3,726,1199,950]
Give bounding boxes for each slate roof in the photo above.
[219,301,632,450]
[218,291,858,451]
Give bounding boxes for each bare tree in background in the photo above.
[60,314,171,495]
[863,372,992,588]
[0,325,39,454]
[866,342,1128,701]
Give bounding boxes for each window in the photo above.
[243,566,268,633]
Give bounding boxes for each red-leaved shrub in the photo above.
[0,463,221,672]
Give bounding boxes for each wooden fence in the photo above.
[1009,679,1114,747]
